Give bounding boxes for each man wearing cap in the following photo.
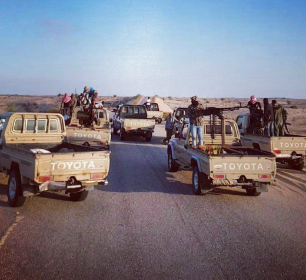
[187,96,205,149]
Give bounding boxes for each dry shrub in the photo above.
[290,105,298,109]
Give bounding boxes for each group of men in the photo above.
[163,95,289,148]
[60,86,103,127]
[248,95,288,137]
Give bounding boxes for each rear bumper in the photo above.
[38,179,108,192]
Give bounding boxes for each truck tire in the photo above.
[289,161,304,171]
[246,188,261,196]
[70,190,89,201]
[145,132,152,142]
[119,127,126,140]
[168,152,179,172]
[7,169,26,207]
[192,165,205,195]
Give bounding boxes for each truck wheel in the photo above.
[246,188,261,196]
[70,190,89,201]
[168,152,179,172]
[7,169,26,207]
[192,165,205,195]
[289,161,304,171]
[145,131,152,142]
[119,128,126,140]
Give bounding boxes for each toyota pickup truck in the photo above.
[167,118,276,196]
[0,112,110,207]
[237,113,306,170]
[63,106,111,149]
[112,105,155,141]
[145,103,164,123]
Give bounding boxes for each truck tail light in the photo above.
[38,176,52,182]
[273,149,281,154]
[125,127,131,130]
[259,174,271,179]
[91,173,105,179]
[214,174,225,179]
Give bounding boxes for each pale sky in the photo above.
[0,0,305,98]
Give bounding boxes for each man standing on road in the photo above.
[162,112,174,144]
[187,96,204,149]
[263,98,274,137]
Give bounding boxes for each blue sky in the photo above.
[0,0,305,98]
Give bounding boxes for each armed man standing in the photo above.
[187,96,205,149]
[263,98,274,137]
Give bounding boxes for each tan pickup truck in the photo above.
[0,112,110,207]
[112,105,155,141]
[168,118,276,196]
[237,113,306,170]
[145,103,163,123]
[62,106,111,149]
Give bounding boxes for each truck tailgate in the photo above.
[66,127,111,146]
[36,151,110,182]
[271,136,306,155]
[123,119,155,130]
[209,155,276,181]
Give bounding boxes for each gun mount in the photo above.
[200,103,247,145]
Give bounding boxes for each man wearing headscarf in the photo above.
[187,96,205,149]
[247,95,263,133]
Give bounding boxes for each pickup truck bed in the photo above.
[168,119,276,196]
[0,112,110,207]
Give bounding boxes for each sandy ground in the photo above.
[1,94,305,134]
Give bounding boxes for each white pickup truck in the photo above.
[168,118,276,196]
[237,113,306,170]
[112,105,155,141]
[0,112,110,207]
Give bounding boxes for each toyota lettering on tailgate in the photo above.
[51,161,95,170]
[214,163,266,171]
[279,142,306,149]
[73,133,102,140]
[130,122,151,126]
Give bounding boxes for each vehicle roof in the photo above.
[0,112,14,117]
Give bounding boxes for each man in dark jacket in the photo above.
[187,96,205,149]
[263,98,274,137]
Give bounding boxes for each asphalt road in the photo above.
[1,124,306,280]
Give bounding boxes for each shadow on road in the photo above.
[98,137,250,197]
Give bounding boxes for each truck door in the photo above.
[236,115,246,136]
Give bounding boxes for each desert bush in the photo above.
[113,94,117,98]
[206,100,210,103]
[290,105,298,109]
[287,100,291,105]
[168,96,173,100]
[57,93,63,97]
[7,104,16,112]
[221,98,225,101]
[292,117,296,121]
